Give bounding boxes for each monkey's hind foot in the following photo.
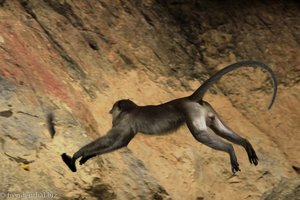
[231,161,241,174]
[244,140,259,166]
[61,153,77,172]
[232,166,241,174]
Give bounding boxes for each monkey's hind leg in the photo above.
[186,109,240,173]
[208,113,258,166]
[191,129,241,173]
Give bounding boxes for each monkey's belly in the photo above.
[138,118,184,135]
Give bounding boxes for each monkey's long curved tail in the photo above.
[189,61,277,109]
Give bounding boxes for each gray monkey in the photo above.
[62,61,277,174]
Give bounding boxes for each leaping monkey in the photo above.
[62,61,277,174]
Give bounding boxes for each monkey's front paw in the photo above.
[244,140,258,166]
[79,154,95,165]
[61,153,77,172]
[79,156,88,165]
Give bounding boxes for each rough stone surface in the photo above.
[0,0,299,199]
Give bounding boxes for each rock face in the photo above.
[0,0,299,199]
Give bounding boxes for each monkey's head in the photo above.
[109,99,137,117]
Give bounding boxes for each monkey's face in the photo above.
[109,101,122,120]
[109,99,136,117]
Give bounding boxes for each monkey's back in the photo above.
[133,103,185,135]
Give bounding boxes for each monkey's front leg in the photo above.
[62,127,135,172]
[61,135,115,172]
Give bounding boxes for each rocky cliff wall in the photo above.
[0,0,299,199]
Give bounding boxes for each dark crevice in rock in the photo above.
[120,0,133,15]
[0,110,13,118]
[119,53,136,68]
[44,0,84,28]
[78,32,101,52]
[86,178,117,200]
[292,166,300,175]
[99,1,120,19]
[152,186,170,200]
[79,28,114,48]
[152,193,163,200]
[19,1,84,76]
[4,153,34,164]
[16,111,39,118]
[86,184,117,200]
[141,11,155,27]
[19,0,97,99]
[88,40,99,51]
[20,0,37,19]
[0,0,5,7]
